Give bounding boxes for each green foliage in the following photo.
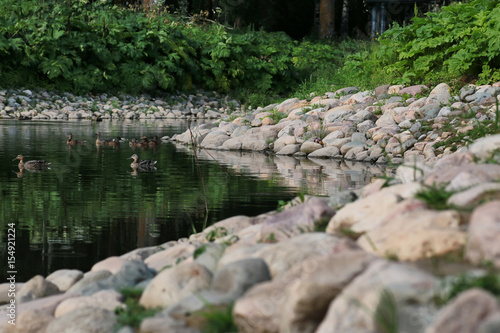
[198,303,238,333]
[373,289,398,333]
[376,0,500,86]
[115,288,160,330]
[415,183,455,210]
[193,244,207,259]
[435,270,500,306]
[267,109,287,124]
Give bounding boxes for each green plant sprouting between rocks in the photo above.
[115,287,161,330]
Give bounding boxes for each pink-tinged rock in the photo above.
[140,262,212,309]
[280,246,374,333]
[414,142,428,151]
[316,260,438,333]
[407,96,428,110]
[465,201,500,268]
[448,183,500,207]
[46,269,83,293]
[257,198,335,243]
[382,102,403,114]
[425,289,499,333]
[326,183,423,234]
[358,209,465,261]
[426,83,451,105]
[54,289,124,318]
[144,241,200,271]
[493,81,500,87]
[120,246,161,261]
[91,256,126,274]
[399,85,428,96]
[422,152,478,186]
[233,239,369,333]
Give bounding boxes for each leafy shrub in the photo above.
[377,0,500,86]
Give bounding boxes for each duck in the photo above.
[105,136,122,148]
[147,135,160,146]
[95,132,112,146]
[128,154,157,170]
[66,133,85,145]
[12,155,51,171]
[129,138,148,148]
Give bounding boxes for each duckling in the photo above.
[12,155,51,171]
[313,138,324,147]
[95,132,112,146]
[128,154,157,170]
[66,133,85,145]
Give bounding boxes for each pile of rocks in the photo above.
[1,132,500,332]
[172,82,500,165]
[0,89,241,121]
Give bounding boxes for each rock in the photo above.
[374,84,390,97]
[307,146,340,158]
[66,270,112,295]
[213,258,271,297]
[465,201,500,268]
[425,289,499,333]
[300,141,323,154]
[140,314,200,333]
[276,144,301,155]
[468,134,500,161]
[17,275,60,303]
[447,183,500,207]
[256,197,335,242]
[357,209,466,261]
[426,83,451,105]
[277,98,300,113]
[399,85,428,96]
[139,262,212,309]
[76,260,154,296]
[316,260,438,333]
[335,86,359,95]
[120,246,160,261]
[280,247,374,333]
[193,242,225,274]
[478,313,500,333]
[145,241,201,272]
[340,141,367,155]
[10,308,54,333]
[200,132,230,148]
[55,289,124,318]
[46,269,83,292]
[46,306,118,333]
[91,256,126,274]
[326,182,422,234]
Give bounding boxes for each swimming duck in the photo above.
[95,132,112,146]
[129,154,157,170]
[105,136,122,147]
[67,133,85,145]
[12,155,51,171]
[147,135,160,146]
[129,138,148,148]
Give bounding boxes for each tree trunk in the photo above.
[319,0,335,39]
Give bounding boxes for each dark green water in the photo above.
[0,119,381,282]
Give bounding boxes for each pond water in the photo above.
[0,119,390,282]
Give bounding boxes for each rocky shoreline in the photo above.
[1,82,500,333]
